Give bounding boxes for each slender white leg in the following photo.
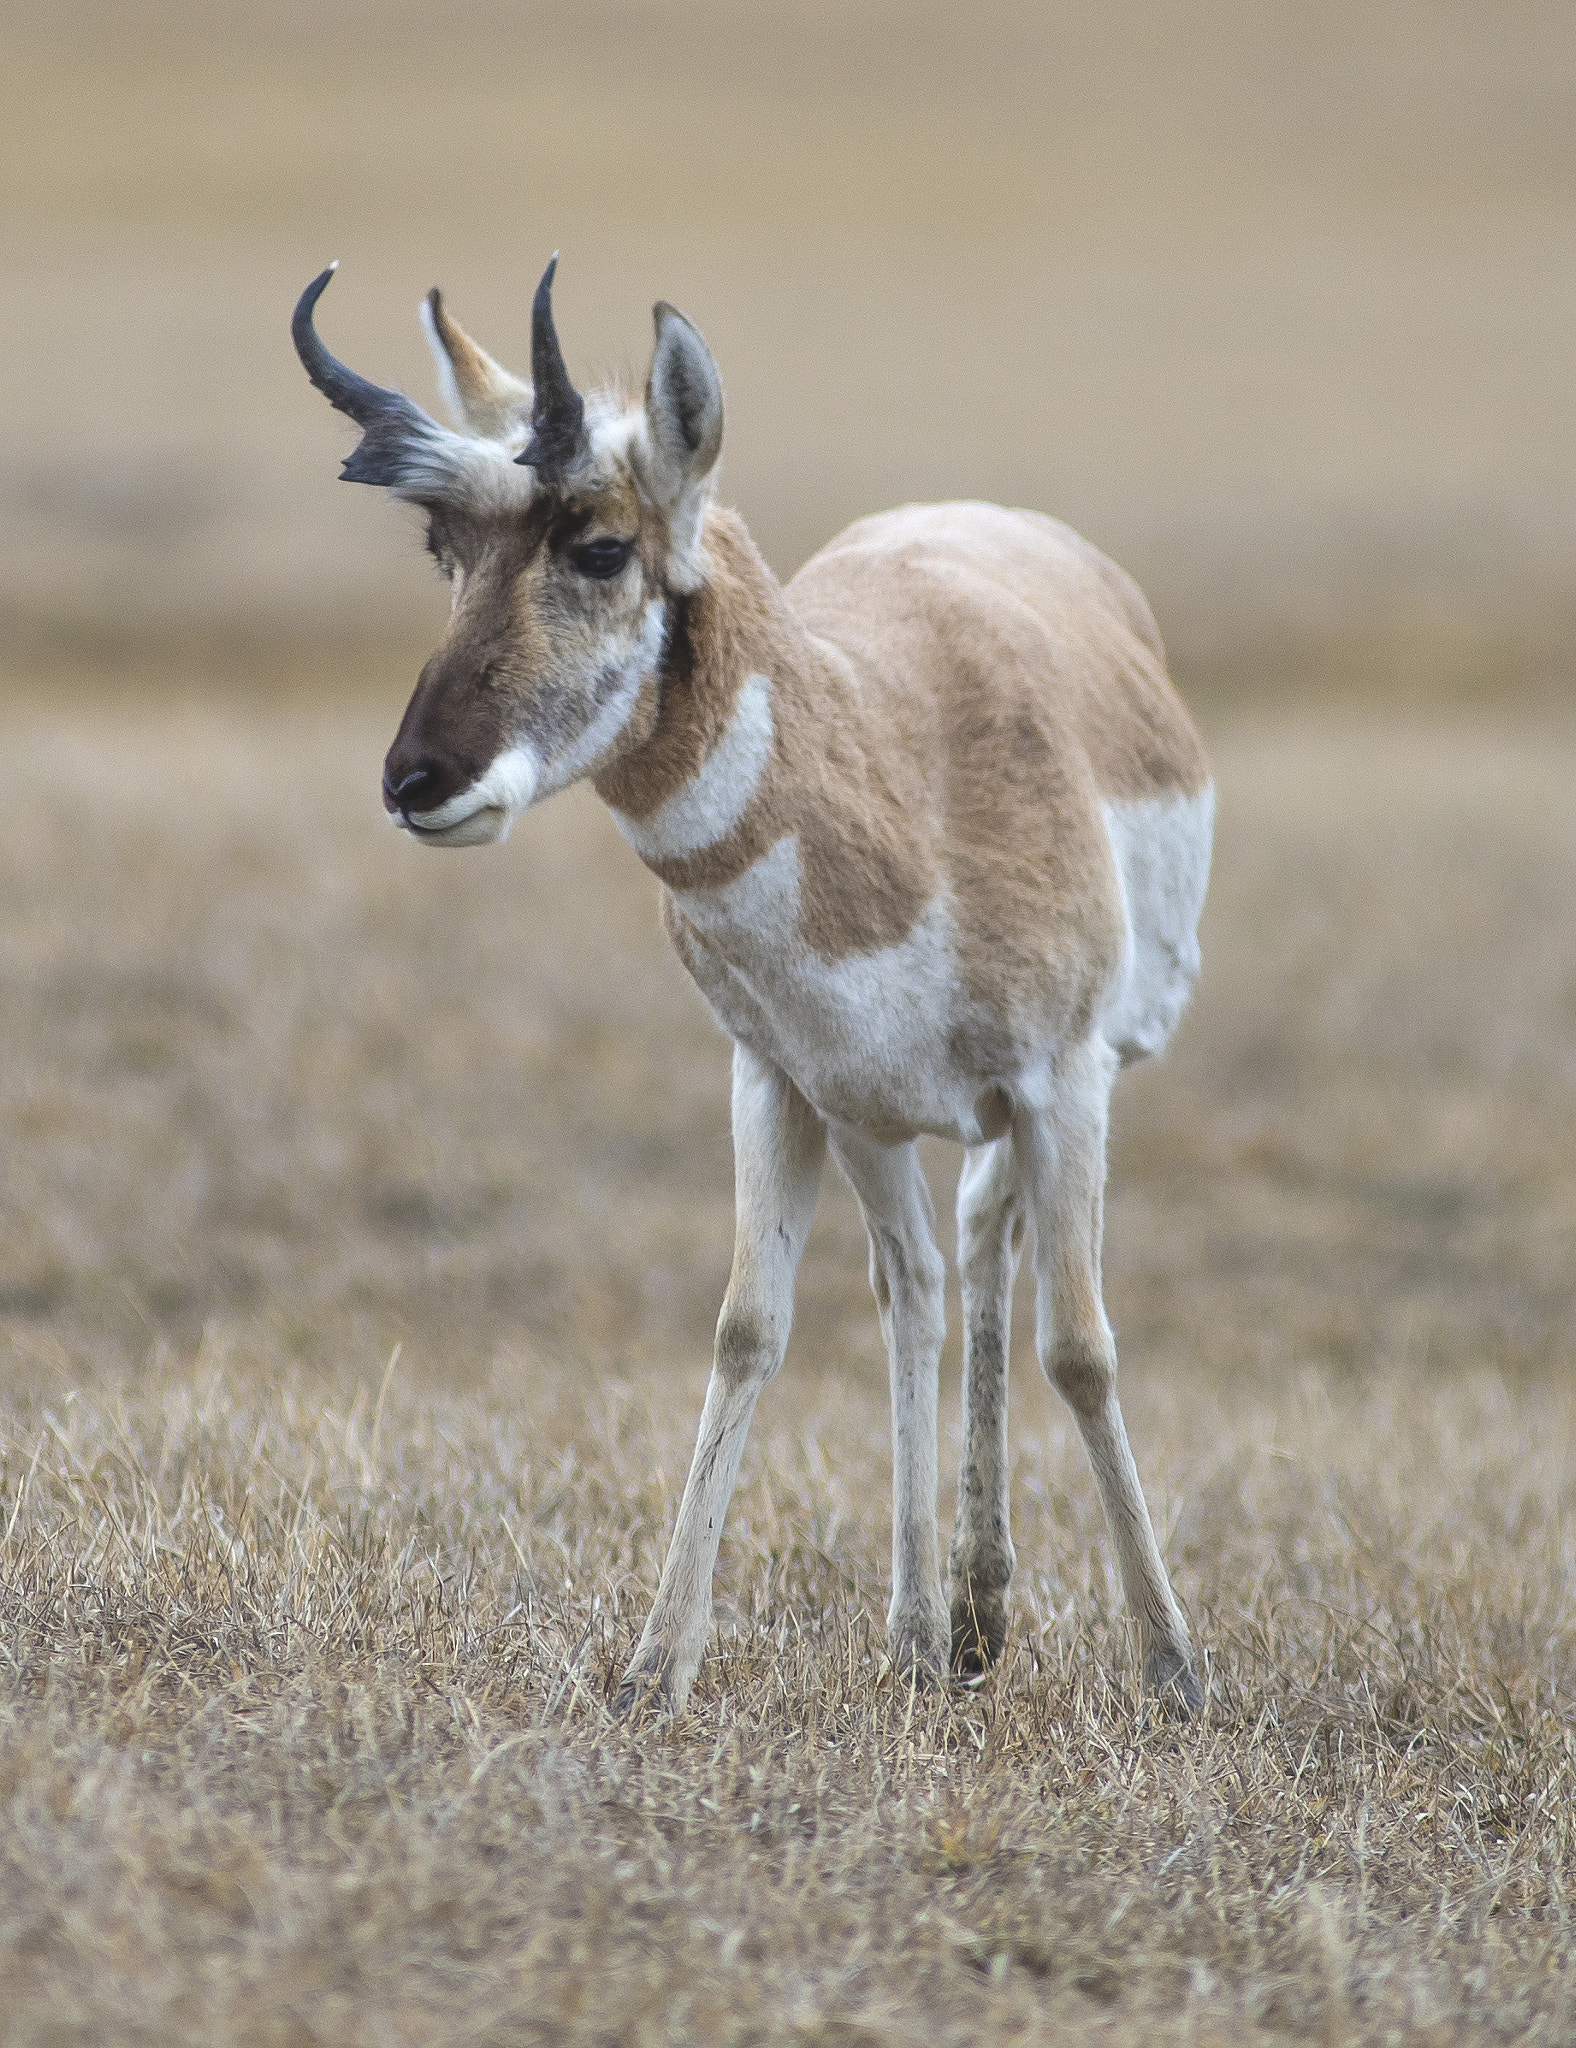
[949,1136,1026,1674]
[616,1045,825,1717]
[1021,1041,1200,1710]
[827,1127,949,1679]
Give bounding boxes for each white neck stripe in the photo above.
[609,671,774,863]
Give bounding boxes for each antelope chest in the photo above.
[605,670,1006,1142]
[604,653,1212,1146]
[655,837,1003,1143]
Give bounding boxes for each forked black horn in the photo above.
[291,265,443,487]
[516,254,586,477]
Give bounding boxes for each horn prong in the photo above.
[291,265,445,488]
[516,253,586,475]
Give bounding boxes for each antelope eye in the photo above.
[568,535,634,579]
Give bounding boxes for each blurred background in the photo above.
[1,0,1573,1389]
[7,0,1576,699]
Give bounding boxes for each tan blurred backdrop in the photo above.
[3,0,1574,1389]
[4,0,1574,701]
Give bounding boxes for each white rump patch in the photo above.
[1100,785,1214,1063]
[608,672,773,861]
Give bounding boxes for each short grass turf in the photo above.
[2,692,1575,2043]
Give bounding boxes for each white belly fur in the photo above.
[667,838,989,1140]
[1099,787,1214,1065]
[667,787,1213,1138]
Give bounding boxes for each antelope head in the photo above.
[292,257,723,846]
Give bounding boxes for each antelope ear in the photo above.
[643,303,723,590]
[420,288,532,441]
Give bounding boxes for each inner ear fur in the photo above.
[645,303,723,499]
[643,302,723,592]
[421,289,532,441]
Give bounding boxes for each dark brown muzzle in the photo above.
[381,731,476,822]
[382,646,511,822]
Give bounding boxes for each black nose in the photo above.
[382,762,437,815]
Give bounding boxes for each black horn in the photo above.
[516,254,586,477]
[291,265,444,487]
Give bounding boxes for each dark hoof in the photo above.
[949,1590,1008,1679]
[1144,1645,1203,1717]
[888,1623,949,1690]
[613,1659,676,1721]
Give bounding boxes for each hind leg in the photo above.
[948,1135,1026,1675]
[1022,1040,1200,1710]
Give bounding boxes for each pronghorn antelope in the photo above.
[292,257,1213,1716]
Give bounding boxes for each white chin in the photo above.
[403,805,511,848]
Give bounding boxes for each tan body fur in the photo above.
[598,501,1208,1145]
[293,261,1213,1713]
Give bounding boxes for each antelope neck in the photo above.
[592,512,827,847]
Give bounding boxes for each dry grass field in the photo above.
[2,689,1575,2043]
[5,1,1576,2040]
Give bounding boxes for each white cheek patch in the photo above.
[608,671,772,861]
[473,742,542,819]
[530,598,668,803]
[398,598,665,850]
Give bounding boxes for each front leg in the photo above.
[616,1045,824,1718]
[828,1129,950,1684]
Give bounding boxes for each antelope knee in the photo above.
[869,1234,946,1341]
[906,1245,948,1355]
[713,1300,785,1391]
[1044,1334,1117,1415]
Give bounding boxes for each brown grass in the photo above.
[5,1344,1576,2045]
[3,688,1575,2042]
